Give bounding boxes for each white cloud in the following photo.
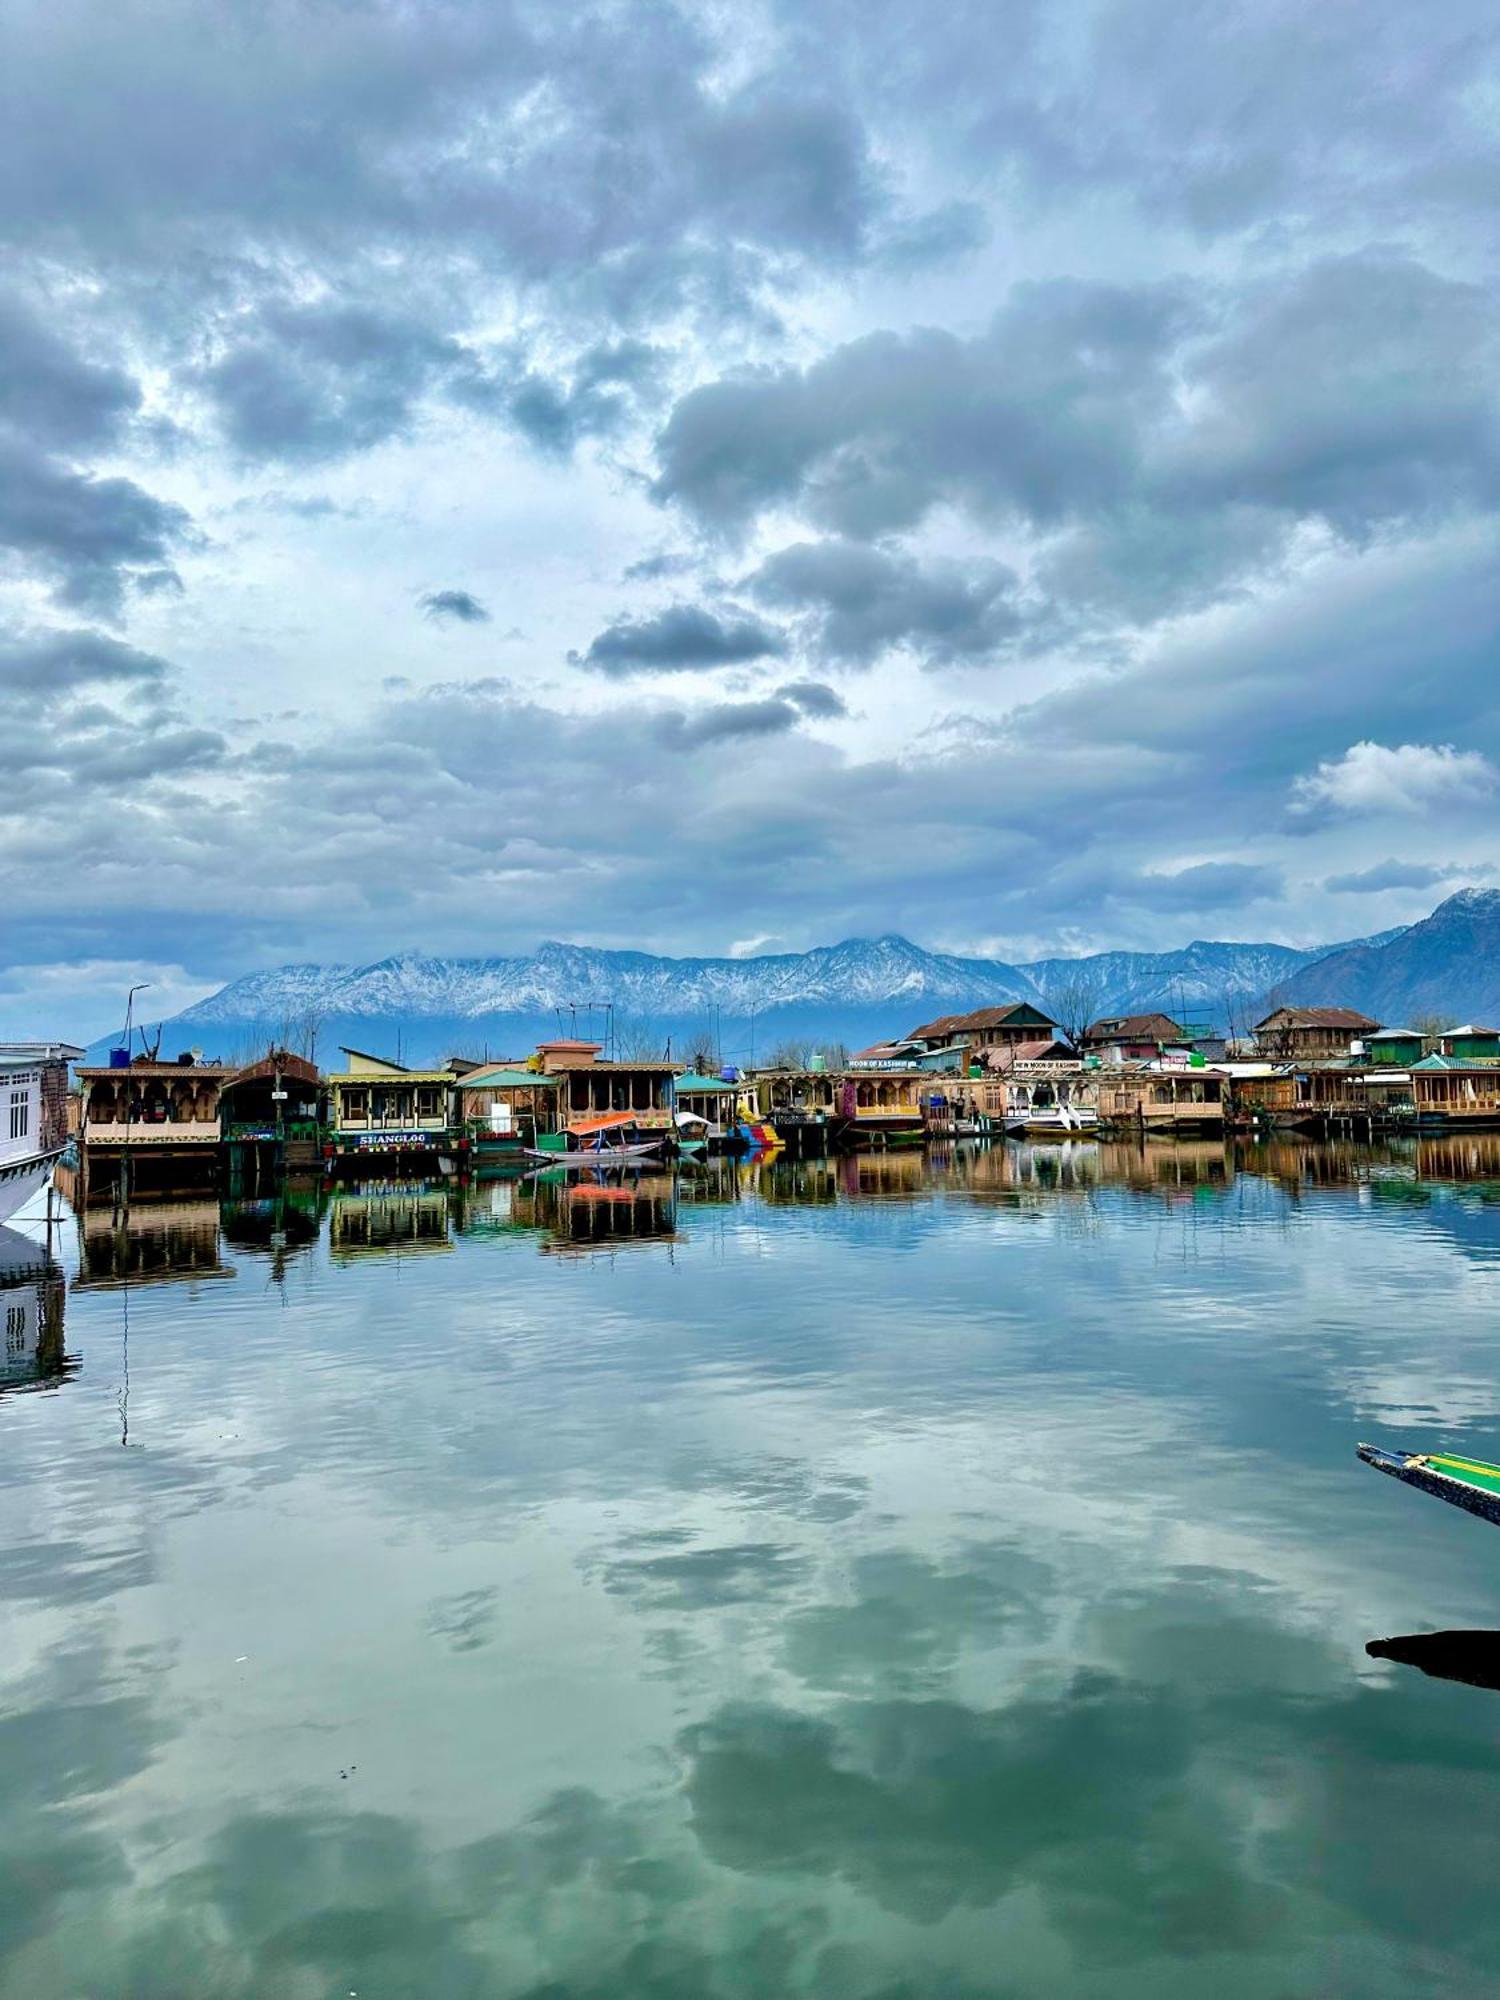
[1289,740,1499,817]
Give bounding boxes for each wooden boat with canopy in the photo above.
[1358,1442,1500,1527]
[525,1111,664,1168]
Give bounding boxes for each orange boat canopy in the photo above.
[564,1111,639,1138]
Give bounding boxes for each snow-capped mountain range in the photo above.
[117,909,1455,1065]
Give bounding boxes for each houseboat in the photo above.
[76,1052,229,1198]
[1409,1055,1500,1130]
[1002,1061,1100,1136]
[525,1040,680,1158]
[0,1042,81,1224]
[837,1066,932,1148]
[1094,1062,1225,1136]
[457,1063,560,1164]
[219,1050,324,1184]
[324,1048,462,1174]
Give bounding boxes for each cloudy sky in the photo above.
[3,0,1499,1034]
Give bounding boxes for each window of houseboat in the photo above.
[416,1086,441,1120]
[344,1087,369,1123]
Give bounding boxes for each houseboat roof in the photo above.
[544,1053,681,1072]
[0,1042,84,1063]
[906,1002,1056,1041]
[460,1066,559,1089]
[674,1074,739,1093]
[326,1064,455,1083]
[1412,1053,1500,1071]
[1083,1012,1184,1042]
[1447,1024,1500,1038]
[1255,1006,1381,1031]
[1367,1026,1421,1041]
[224,1050,321,1087]
[76,1058,232,1079]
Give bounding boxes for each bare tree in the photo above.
[1411,1013,1457,1045]
[682,1029,718,1074]
[1042,967,1105,1049]
[767,1037,812,1070]
[277,1005,325,1064]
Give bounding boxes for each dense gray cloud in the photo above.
[658,253,1500,635]
[750,540,1023,666]
[0,440,190,616]
[0,626,167,692]
[1324,861,1477,896]
[655,281,1191,540]
[573,606,789,677]
[0,294,191,615]
[420,589,490,625]
[777,680,847,718]
[202,302,466,463]
[0,291,140,450]
[657,698,801,750]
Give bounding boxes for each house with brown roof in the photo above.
[903,1002,1059,1067]
[1253,1006,1380,1061]
[1080,1013,1187,1062]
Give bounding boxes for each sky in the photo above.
[3,0,1499,1038]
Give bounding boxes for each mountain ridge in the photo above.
[113,893,1496,1066]
[109,919,1407,1065]
[1269,887,1500,1024]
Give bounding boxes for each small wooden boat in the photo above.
[1357,1442,1500,1527]
[525,1110,665,1168]
[524,1141,661,1167]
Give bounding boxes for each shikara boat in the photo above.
[525,1111,664,1168]
[1357,1442,1500,1527]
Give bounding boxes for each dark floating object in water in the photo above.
[1357,1442,1500,1527]
[1367,1632,1500,1692]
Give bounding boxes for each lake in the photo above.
[5,1135,1500,1997]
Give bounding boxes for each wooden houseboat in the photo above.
[457,1063,560,1163]
[324,1048,461,1174]
[744,1066,842,1154]
[527,1040,681,1157]
[219,1050,324,1184]
[76,1054,230,1198]
[1095,1062,1225,1135]
[836,1067,932,1147]
[1003,1060,1100,1135]
[1409,1056,1500,1129]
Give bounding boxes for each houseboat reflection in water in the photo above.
[72,1198,234,1289]
[327,1182,455,1260]
[0,1223,73,1396]
[517,1170,677,1255]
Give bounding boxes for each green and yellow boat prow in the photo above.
[1358,1443,1500,1527]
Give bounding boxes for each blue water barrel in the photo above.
[109,1047,131,1069]
[720,1065,740,1082]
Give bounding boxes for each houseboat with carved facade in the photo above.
[76,1053,231,1197]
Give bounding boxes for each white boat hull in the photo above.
[0,1148,62,1226]
[1003,1109,1099,1138]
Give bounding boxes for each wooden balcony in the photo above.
[83,1119,222,1146]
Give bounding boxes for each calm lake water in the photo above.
[6,1135,1500,1998]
